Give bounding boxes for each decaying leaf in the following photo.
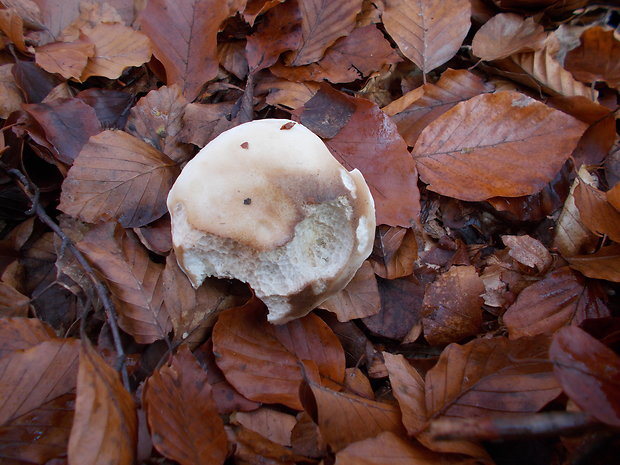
[0,317,55,359]
[564,26,620,89]
[573,179,620,243]
[370,226,418,280]
[501,234,552,273]
[383,352,426,434]
[35,39,95,80]
[567,244,620,282]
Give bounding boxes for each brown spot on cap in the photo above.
[241,142,249,149]
[280,122,296,130]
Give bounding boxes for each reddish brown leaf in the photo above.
[608,182,620,211]
[258,76,319,110]
[426,336,561,419]
[0,281,30,317]
[228,423,309,464]
[412,91,587,201]
[301,90,419,227]
[76,88,134,130]
[422,266,484,346]
[35,39,95,80]
[383,0,470,74]
[303,381,405,452]
[0,64,23,119]
[0,317,55,359]
[232,408,297,446]
[77,222,171,344]
[501,234,552,273]
[573,180,620,243]
[370,226,418,280]
[126,84,191,164]
[320,261,381,322]
[472,13,547,61]
[144,345,228,465]
[178,101,238,148]
[138,0,240,100]
[564,26,620,89]
[243,0,285,25]
[550,326,620,426]
[383,68,494,146]
[0,339,79,425]
[68,342,137,465]
[0,8,27,53]
[567,244,620,282]
[284,0,363,66]
[383,352,426,434]
[59,130,179,228]
[503,267,610,339]
[23,98,101,165]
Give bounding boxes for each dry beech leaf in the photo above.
[501,234,552,273]
[58,1,125,43]
[59,130,179,228]
[0,317,55,359]
[258,77,319,110]
[138,0,240,100]
[503,267,610,340]
[343,367,374,399]
[285,0,363,66]
[567,244,620,282]
[422,265,484,346]
[573,180,620,243]
[302,381,405,452]
[290,410,327,457]
[178,101,238,148]
[272,24,400,84]
[80,23,152,80]
[0,393,75,464]
[0,281,31,317]
[320,261,381,322]
[228,423,309,464]
[232,408,297,447]
[564,26,620,88]
[217,40,248,80]
[0,8,27,53]
[472,13,546,61]
[370,226,418,280]
[412,91,587,201]
[384,69,494,147]
[550,326,620,427]
[126,84,192,164]
[77,222,171,344]
[243,0,286,25]
[608,182,620,211]
[23,98,101,165]
[0,64,23,119]
[144,345,228,465]
[0,339,79,425]
[212,299,345,409]
[383,0,470,74]
[35,39,95,80]
[426,336,561,419]
[68,342,137,465]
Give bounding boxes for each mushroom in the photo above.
[167,119,375,324]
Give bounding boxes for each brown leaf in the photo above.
[303,381,405,452]
[422,266,484,346]
[35,39,95,80]
[412,91,587,201]
[80,23,152,80]
[77,222,171,344]
[59,130,179,228]
[0,393,74,464]
[178,101,238,147]
[567,244,620,282]
[126,84,192,164]
[0,317,55,359]
[370,226,418,280]
[243,0,285,25]
[68,342,137,465]
[0,8,27,53]
[573,180,620,243]
[23,98,101,164]
[228,423,309,464]
[564,26,620,88]
[550,326,620,426]
[138,0,239,100]
[0,64,23,119]
[608,182,620,212]
[144,345,228,465]
[501,234,552,273]
[232,408,297,446]
[301,89,419,227]
[320,261,381,322]
[503,267,610,339]
[0,281,30,317]
[0,339,79,425]
[472,13,547,61]
[76,88,134,130]
[383,0,471,74]
[272,24,400,83]
[425,336,561,419]
[383,68,494,147]
[285,0,363,66]
[57,1,125,42]
[257,76,319,110]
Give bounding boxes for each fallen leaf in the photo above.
[217,40,248,80]
[284,0,363,66]
[58,1,125,42]
[422,265,484,346]
[370,226,418,280]
[573,180,620,243]
[382,0,471,74]
[80,23,152,80]
[564,26,620,89]
[0,317,55,359]
[550,326,620,426]
[144,345,228,465]
[138,0,240,100]
[68,342,137,465]
[291,411,327,457]
[320,261,381,322]
[0,64,23,119]
[0,281,31,317]
[426,336,561,419]
[608,182,620,211]
[503,267,610,339]
[59,130,179,228]
[0,8,27,53]
[17,0,81,44]
[383,68,494,146]
[77,222,171,344]
[412,91,587,201]
[501,234,552,273]
[232,408,297,446]
[243,0,285,25]
[343,367,374,399]
[12,58,62,103]
[228,423,309,463]
[567,244,620,282]
[472,13,547,61]
[257,76,319,109]
[35,39,95,80]
[178,101,238,147]
[76,88,134,129]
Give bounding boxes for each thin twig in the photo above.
[1,164,131,391]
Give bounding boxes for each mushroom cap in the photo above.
[167,119,376,323]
